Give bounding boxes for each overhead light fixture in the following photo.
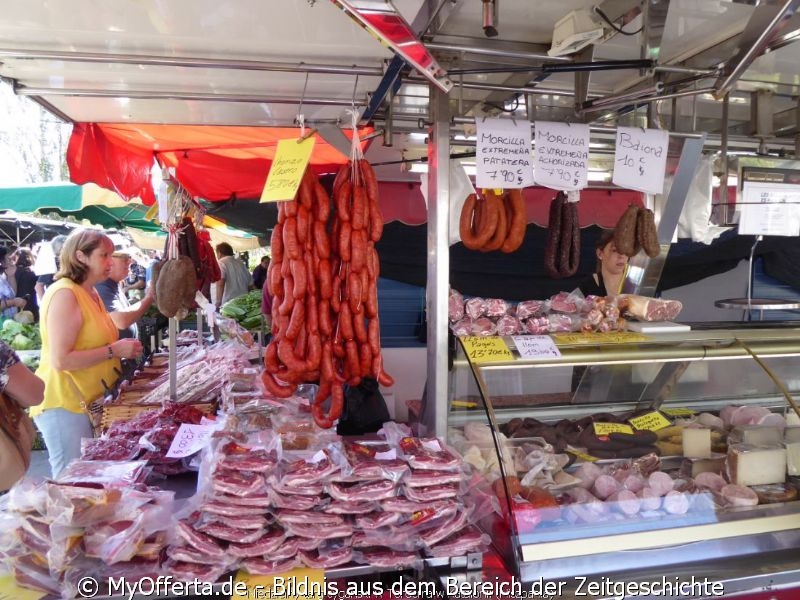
[548,8,605,57]
[587,171,611,182]
[409,163,428,173]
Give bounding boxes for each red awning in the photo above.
[67,123,373,205]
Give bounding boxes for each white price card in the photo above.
[534,121,590,191]
[165,423,218,458]
[612,127,669,194]
[476,117,534,189]
[512,335,562,359]
[739,181,800,236]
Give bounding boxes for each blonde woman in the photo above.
[30,229,142,477]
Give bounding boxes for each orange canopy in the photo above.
[67,123,373,205]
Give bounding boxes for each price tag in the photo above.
[628,411,672,431]
[460,336,514,363]
[233,567,325,600]
[165,423,218,458]
[534,121,590,191]
[551,332,649,345]
[739,180,800,236]
[512,335,561,359]
[612,127,669,194]
[0,574,45,600]
[566,447,598,462]
[662,407,696,417]
[260,137,316,202]
[593,422,634,436]
[475,117,534,188]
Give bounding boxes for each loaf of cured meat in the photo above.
[617,295,683,322]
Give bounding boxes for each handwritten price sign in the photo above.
[612,127,669,194]
[512,335,562,359]
[166,423,218,458]
[628,411,671,432]
[260,137,316,202]
[476,118,534,189]
[534,121,589,191]
[460,336,514,363]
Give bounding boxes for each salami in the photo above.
[613,204,640,257]
[544,192,565,278]
[637,207,660,257]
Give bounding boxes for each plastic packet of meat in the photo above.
[352,547,421,569]
[470,317,497,337]
[84,513,146,564]
[340,441,409,483]
[450,317,473,337]
[425,525,490,557]
[299,543,353,569]
[106,409,161,437]
[484,298,511,318]
[547,313,576,333]
[0,511,23,556]
[464,297,487,320]
[328,480,398,503]
[525,316,550,334]
[462,473,499,522]
[241,556,300,576]
[495,315,521,336]
[548,290,588,314]
[46,524,84,575]
[10,554,61,596]
[81,436,142,461]
[616,294,683,322]
[165,558,232,583]
[514,300,545,320]
[56,460,151,487]
[6,477,48,515]
[397,437,464,472]
[403,482,461,503]
[449,289,465,322]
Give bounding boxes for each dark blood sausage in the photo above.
[559,199,580,277]
[544,192,565,278]
[613,204,640,257]
[637,208,660,258]
[608,430,658,446]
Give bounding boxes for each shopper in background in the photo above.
[122,257,146,301]
[578,230,630,298]
[95,248,155,377]
[35,234,66,301]
[11,248,39,320]
[30,229,143,478]
[0,247,29,319]
[214,242,251,308]
[251,255,269,290]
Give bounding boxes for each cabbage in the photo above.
[2,320,24,335]
[11,334,35,351]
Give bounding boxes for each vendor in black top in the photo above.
[578,229,629,297]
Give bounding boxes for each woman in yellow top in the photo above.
[31,229,143,477]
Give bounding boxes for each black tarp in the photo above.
[375,223,800,300]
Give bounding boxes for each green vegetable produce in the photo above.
[13,311,34,325]
[11,333,36,350]
[220,290,264,330]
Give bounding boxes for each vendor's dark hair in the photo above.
[216,242,234,257]
[595,229,616,272]
[14,247,33,269]
[56,229,112,284]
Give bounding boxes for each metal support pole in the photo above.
[720,93,730,222]
[168,317,177,403]
[197,309,204,347]
[422,87,450,438]
[795,96,800,158]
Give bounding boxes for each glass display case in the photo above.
[447,328,800,582]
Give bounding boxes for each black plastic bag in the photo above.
[337,377,390,436]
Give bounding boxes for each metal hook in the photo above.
[511,116,517,126]
[297,72,309,118]
[351,73,360,110]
